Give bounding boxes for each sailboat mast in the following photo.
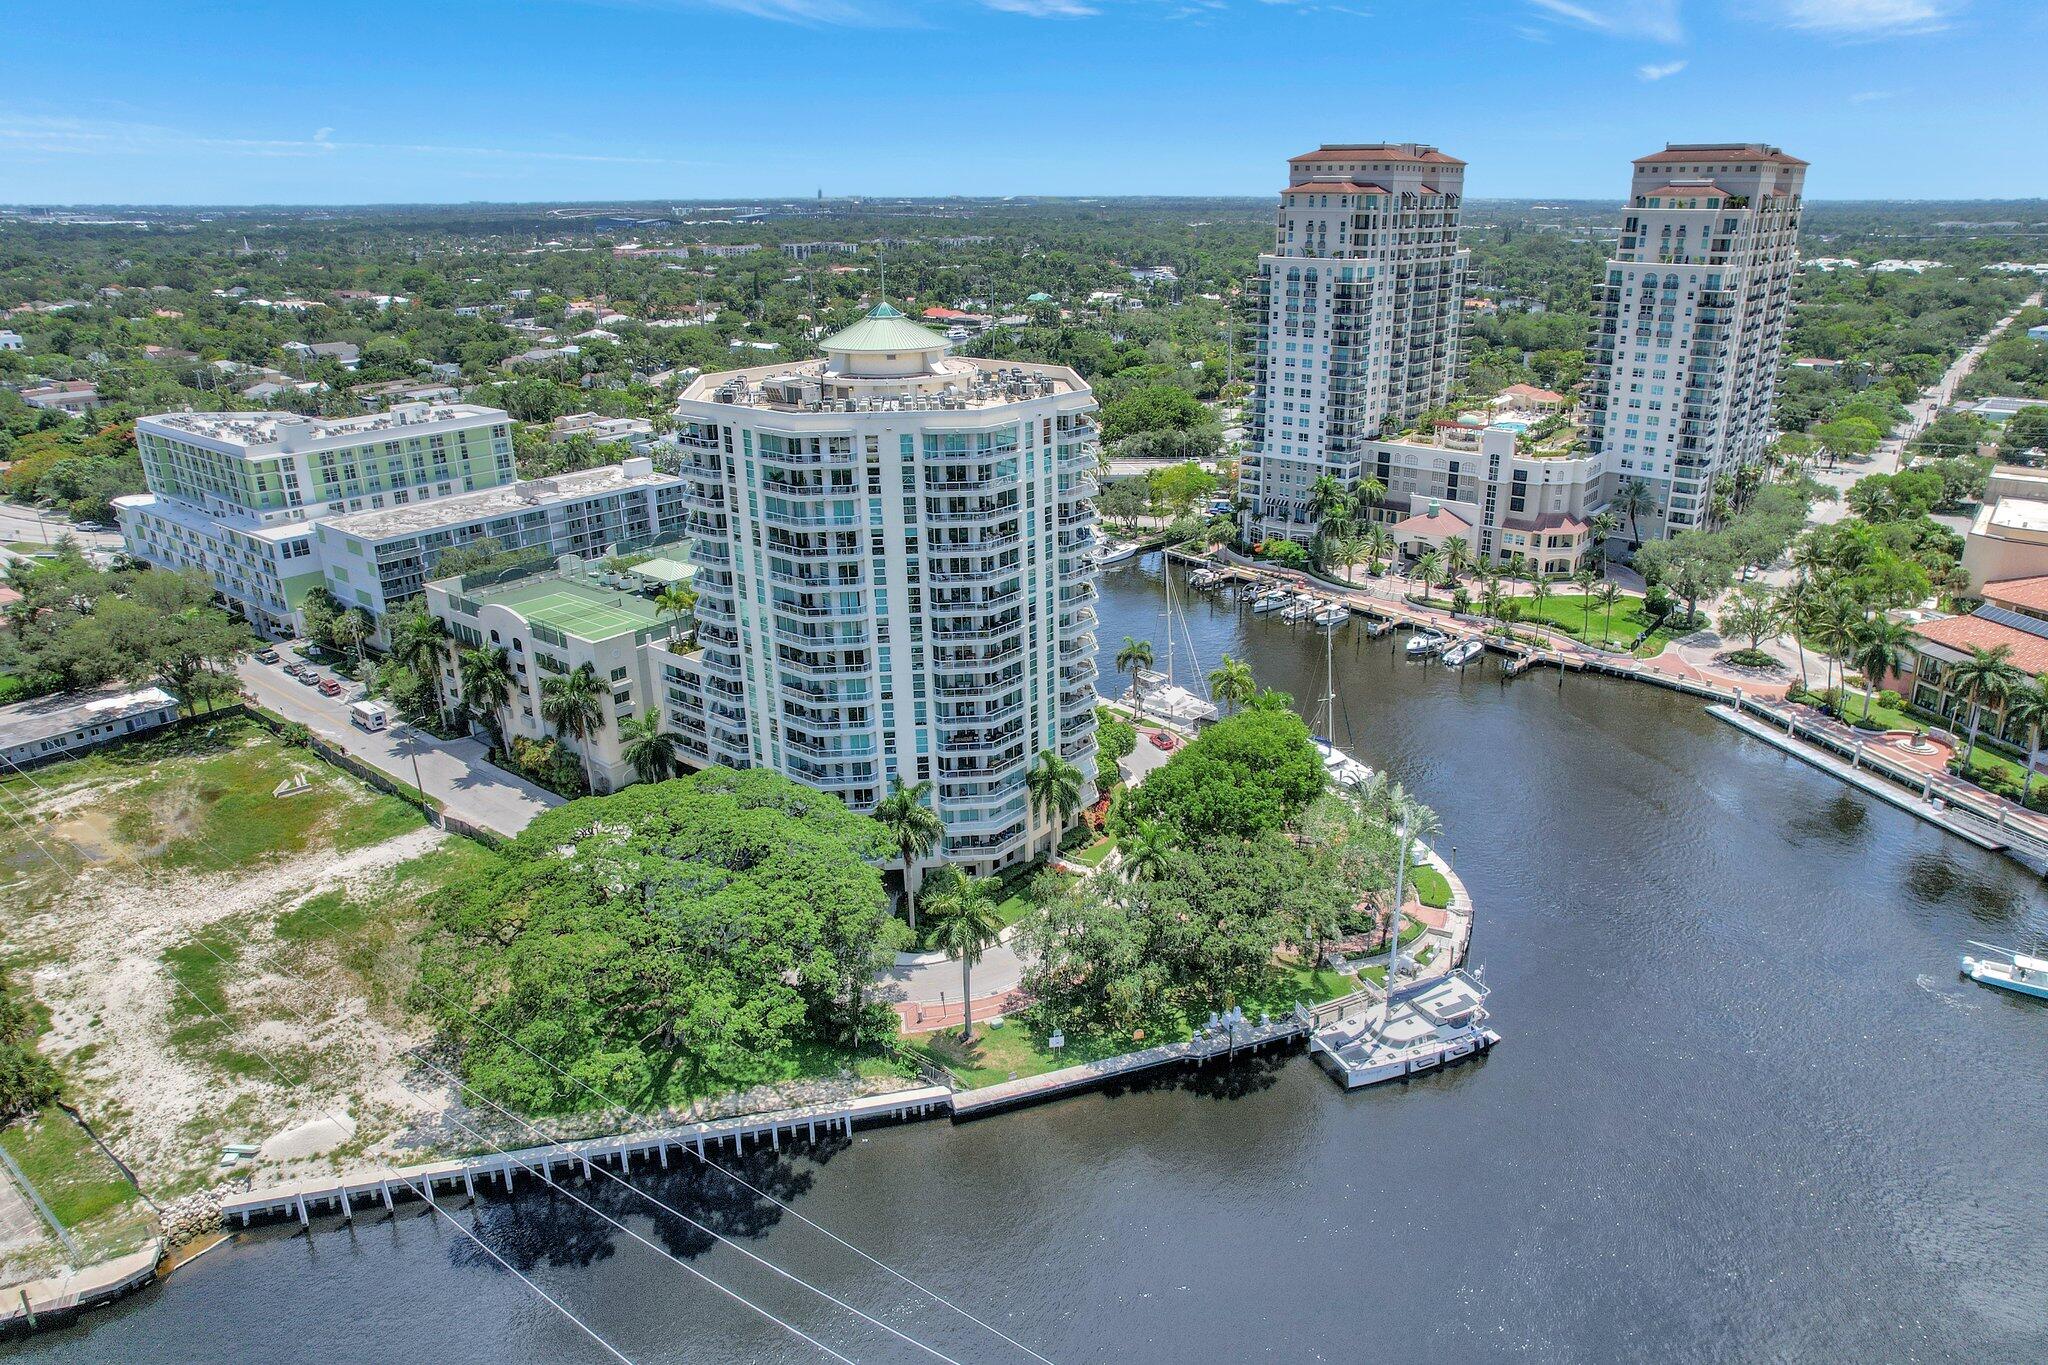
[1381,814,1411,1035]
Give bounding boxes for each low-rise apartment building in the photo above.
[1361,422,1603,574]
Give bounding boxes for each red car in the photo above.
[317,678,343,697]
[1149,730,1178,751]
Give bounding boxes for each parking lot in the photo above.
[235,651,560,838]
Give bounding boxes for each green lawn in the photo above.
[1831,692,2034,791]
[1069,836,1115,868]
[0,715,427,914]
[906,1016,1162,1089]
[0,1110,154,1262]
[1410,865,1452,910]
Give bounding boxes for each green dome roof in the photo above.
[822,302,948,354]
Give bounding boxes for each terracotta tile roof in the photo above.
[1499,383,1565,403]
[1635,144,1807,168]
[1642,183,1727,198]
[1502,511,1589,534]
[1290,144,1465,167]
[1982,576,2048,615]
[1909,614,2048,675]
[1281,182,1391,196]
[1392,506,1472,536]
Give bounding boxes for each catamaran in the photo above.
[1961,941,2048,1001]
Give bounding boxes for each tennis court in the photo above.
[480,577,667,639]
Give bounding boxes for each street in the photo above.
[234,656,560,839]
[0,500,123,551]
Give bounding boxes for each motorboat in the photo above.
[1250,587,1291,614]
[1281,594,1317,623]
[1095,539,1139,566]
[1961,942,2048,1001]
[1441,637,1485,668]
[1405,628,1449,658]
[1312,601,1350,629]
[1188,567,1221,590]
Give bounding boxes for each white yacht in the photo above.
[1405,628,1449,658]
[1312,600,1350,628]
[1281,594,1317,624]
[1095,539,1139,566]
[1441,637,1484,668]
[1250,587,1291,614]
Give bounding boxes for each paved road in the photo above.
[0,500,122,551]
[1767,291,2040,571]
[235,657,560,839]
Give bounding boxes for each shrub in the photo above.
[0,976,59,1122]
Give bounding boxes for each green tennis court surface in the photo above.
[480,577,666,638]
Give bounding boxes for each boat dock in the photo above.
[217,1085,951,1231]
[1309,972,1500,1088]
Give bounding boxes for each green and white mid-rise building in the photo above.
[117,404,690,638]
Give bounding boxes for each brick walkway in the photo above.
[893,988,1033,1035]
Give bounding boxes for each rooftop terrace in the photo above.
[678,355,1087,415]
[141,403,506,453]
[319,459,677,541]
[469,575,668,641]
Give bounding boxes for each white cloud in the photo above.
[1637,59,1686,80]
[1774,0,1958,36]
[1525,0,1683,42]
[0,113,698,167]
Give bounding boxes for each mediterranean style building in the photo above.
[115,405,688,638]
[658,303,1101,873]
[1242,143,1468,545]
[1582,144,1806,539]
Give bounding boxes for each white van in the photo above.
[348,699,388,733]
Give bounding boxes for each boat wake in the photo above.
[1914,973,1978,1010]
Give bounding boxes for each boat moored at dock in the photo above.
[1406,628,1449,658]
[1441,637,1484,668]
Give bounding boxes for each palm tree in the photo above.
[1776,574,1814,691]
[539,662,607,793]
[1362,523,1394,576]
[1413,550,1443,596]
[1479,577,1507,626]
[1529,575,1552,626]
[1810,594,1865,702]
[387,605,450,719]
[2003,675,2048,804]
[618,711,677,785]
[457,645,514,750]
[1306,473,1350,545]
[1949,644,2024,771]
[873,777,944,927]
[1846,481,1897,523]
[653,583,698,639]
[1586,511,1619,568]
[1026,750,1085,853]
[1557,569,1592,638]
[927,881,1004,1045]
[1596,581,1624,647]
[331,606,373,677]
[1849,618,1912,725]
[1207,655,1256,715]
[1118,817,1173,882]
[1116,636,1154,721]
[1351,476,1386,526]
[1614,478,1655,549]
[1441,535,1472,586]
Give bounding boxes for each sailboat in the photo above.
[1121,549,1218,726]
[1310,611,1371,788]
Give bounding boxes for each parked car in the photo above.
[1149,730,1178,751]
[74,521,112,533]
[254,647,281,664]
[317,678,343,697]
[296,671,321,687]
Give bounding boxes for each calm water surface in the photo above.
[13,555,2048,1364]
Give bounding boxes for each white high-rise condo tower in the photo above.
[1242,143,1468,544]
[1583,143,1806,539]
[663,304,1101,875]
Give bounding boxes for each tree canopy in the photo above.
[1113,699,1325,843]
[417,768,905,1111]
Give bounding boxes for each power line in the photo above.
[15,734,1062,1365]
[0,776,877,1365]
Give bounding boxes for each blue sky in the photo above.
[2,1,2043,203]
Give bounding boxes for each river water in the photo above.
[14,556,2048,1364]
